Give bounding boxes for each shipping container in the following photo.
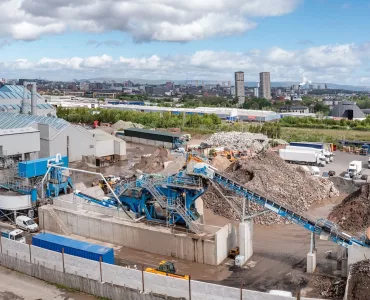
[18,156,69,178]
[32,233,114,264]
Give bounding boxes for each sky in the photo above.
[1,0,370,85]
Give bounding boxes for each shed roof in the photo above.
[124,128,183,138]
[0,85,43,100]
[0,127,39,136]
[0,112,69,132]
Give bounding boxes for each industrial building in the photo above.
[122,128,184,148]
[100,104,281,122]
[234,71,245,104]
[329,101,365,120]
[259,72,272,100]
[88,129,127,166]
[0,127,40,167]
[0,85,55,116]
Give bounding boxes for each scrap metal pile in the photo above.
[204,132,269,153]
[203,151,339,225]
[347,259,370,300]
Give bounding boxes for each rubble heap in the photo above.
[310,275,346,299]
[328,184,370,232]
[204,132,267,152]
[203,151,339,225]
[133,148,173,173]
[347,259,370,300]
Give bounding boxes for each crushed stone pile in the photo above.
[203,151,339,225]
[204,132,268,152]
[133,148,173,173]
[347,259,370,300]
[328,184,370,233]
[112,120,144,130]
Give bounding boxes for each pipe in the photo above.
[21,83,29,114]
[47,164,134,220]
[31,82,37,115]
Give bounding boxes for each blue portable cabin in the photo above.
[32,233,114,264]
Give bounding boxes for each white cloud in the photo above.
[2,42,370,86]
[0,0,301,42]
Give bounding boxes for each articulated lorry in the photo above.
[279,149,326,166]
[348,161,362,178]
[286,146,332,164]
[289,142,334,161]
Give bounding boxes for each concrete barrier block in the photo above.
[102,263,142,290]
[31,245,63,272]
[144,272,189,299]
[64,253,100,281]
[1,237,30,262]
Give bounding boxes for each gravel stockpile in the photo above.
[133,148,173,173]
[347,260,370,300]
[328,184,370,232]
[204,132,268,152]
[203,151,339,225]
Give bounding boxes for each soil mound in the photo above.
[133,148,173,173]
[347,259,370,300]
[328,184,370,232]
[329,177,359,194]
[203,151,339,225]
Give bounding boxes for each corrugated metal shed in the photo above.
[124,128,182,143]
[0,103,54,112]
[0,85,43,100]
[32,233,114,264]
[0,112,69,132]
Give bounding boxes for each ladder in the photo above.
[47,208,71,236]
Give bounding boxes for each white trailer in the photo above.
[279,149,325,166]
[286,146,333,163]
[348,161,362,178]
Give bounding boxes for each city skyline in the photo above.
[1,1,370,86]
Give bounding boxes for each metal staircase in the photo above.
[47,208,71,236]
[141,180,201,234]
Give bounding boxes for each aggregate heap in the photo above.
[203,151,339,225]
[347,259,370,300]
[204,132,268,152]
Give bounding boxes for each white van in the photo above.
[16,216,39,233]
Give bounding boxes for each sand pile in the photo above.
[112,120,144,130]
[133,148,173,173]
[347,259,370,300]
[203,151,339,225]
[328,184,370,232]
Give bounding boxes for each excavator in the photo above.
[145,261,189,280]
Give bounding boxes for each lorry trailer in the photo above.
[32,233,114,264]
[286,146,332,163]
[279,149,326,166]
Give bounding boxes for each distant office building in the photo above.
[124,80,134,87]
[79,82,90,92]
[317,85,322,90]
[145,86,154,95]
[259,72,271,100]
[165,82,174,90]
[253,87,259,98]
[309,84,314,90]
[234,71,245,104]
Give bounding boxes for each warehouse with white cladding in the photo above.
[0,112,126,163]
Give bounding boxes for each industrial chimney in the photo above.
[31,83,37,116]
[298,85,301,97]
[21,83,30,114]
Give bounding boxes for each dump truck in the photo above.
[1,229,26,243]
[348,161,362,178]
[145,261,189,280]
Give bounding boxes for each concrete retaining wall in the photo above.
[0,238,322,300]
[39,206,223,265]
